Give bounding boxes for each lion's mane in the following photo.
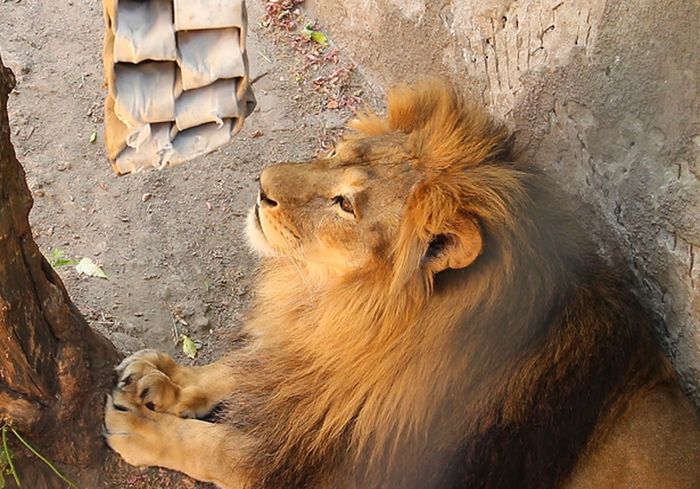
[225,83,666,489]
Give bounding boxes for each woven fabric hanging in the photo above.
[102,0,256,175]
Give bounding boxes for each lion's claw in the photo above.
[109,349,214,419]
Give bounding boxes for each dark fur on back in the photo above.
[444,263,663,489]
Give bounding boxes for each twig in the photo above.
[171,313,180,344]
[2,425,21,486]
[251,71,270,85]
[9,426,80,489]
[257,50,272,64]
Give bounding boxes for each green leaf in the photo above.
[75,257,107,279]
[301,25,328,46]
[181,334,198,359]
[48,248,77,268]
[89,130,97,144]
[310,31,328,45]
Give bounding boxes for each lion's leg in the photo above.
[116,349,237,418]
[104,388,251,489]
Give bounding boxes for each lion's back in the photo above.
[566,382,700,489]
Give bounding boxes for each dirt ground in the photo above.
[0,0,377,486]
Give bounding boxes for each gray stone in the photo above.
[310,0,700,404]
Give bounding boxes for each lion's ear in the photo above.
[424,216,482,273]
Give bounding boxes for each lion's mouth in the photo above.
[252,203,267,239]
[254,203,270,237]
[254,203,262,228]
[246,204,276,257]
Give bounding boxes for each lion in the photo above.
[104,81,700,489]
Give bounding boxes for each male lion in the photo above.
[104,82,700,489]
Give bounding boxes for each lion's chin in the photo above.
[245,205,277,257]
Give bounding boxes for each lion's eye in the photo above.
[333,195,354,215]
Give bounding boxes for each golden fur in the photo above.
[104,81,700,489]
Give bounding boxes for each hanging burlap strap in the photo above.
[102,0,255,175]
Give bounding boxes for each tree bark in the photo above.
[0,54,119,467]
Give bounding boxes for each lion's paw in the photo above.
[104,388,170,468]
[115,349,210,418]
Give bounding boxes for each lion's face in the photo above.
[246,83,516,283]
[246,133,418,272]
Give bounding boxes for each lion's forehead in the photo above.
[337,132,412,162]
[305,158,415,195]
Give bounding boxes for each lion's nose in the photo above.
[259,165,294,208]
[259,167,280,208]
[258,187,278,208]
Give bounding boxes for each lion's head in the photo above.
[245,82,526,292]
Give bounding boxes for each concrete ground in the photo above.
[0,0,376,486]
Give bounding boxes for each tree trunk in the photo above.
[0,54,119,469]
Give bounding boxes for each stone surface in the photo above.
[309,0,700,403]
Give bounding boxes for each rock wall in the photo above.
[307,0,700,402]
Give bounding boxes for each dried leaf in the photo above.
[181,334,198,359]
[89,130,97,144]
[75,257,107,279]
